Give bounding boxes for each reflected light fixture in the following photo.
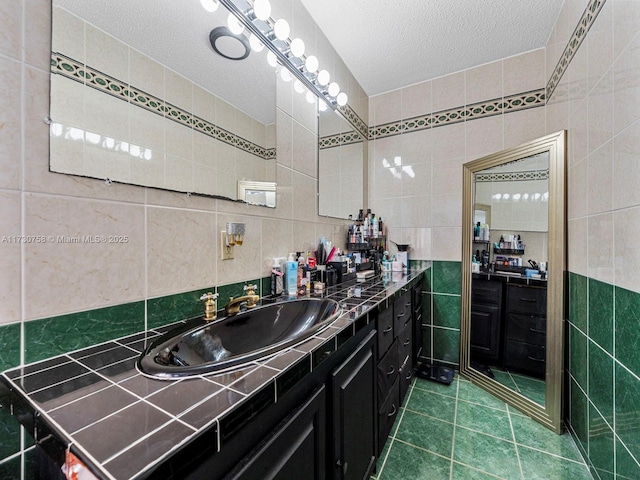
[218,0,348,110]
[249,33,264,52]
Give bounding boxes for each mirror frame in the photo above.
[460,130,567,433]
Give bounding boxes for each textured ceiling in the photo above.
[299,0,564,96]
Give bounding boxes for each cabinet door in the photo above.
[331,330,377,480]
[470,303,501,363]
[377,306,394,357]
[225,386,326,480]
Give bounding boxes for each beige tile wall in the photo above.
[0,0,365,330]
[547,0,640,293]
[368,49,547,261]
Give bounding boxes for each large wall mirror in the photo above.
[460,131,566,433]
[49,0,277,206]
[318,107,366,219]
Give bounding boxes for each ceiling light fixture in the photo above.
[218,0,347,110]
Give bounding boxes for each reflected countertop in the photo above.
[1,269,426,480]
[472,271,548,288]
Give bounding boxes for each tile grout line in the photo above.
[449,375,460,480]
[506,404,526,479]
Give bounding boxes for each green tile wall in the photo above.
[421,261,461,368]
[567,272,640,479]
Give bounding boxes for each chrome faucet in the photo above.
[225,284,260,316]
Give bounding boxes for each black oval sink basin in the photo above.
[138,298,341,379]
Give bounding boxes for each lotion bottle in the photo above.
[286,253,297,295]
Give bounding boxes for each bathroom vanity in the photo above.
[0,271,425,480]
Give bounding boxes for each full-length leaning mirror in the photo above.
[460,131,566,433]
[49,0,276,206]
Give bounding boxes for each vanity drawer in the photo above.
[377,340,399,402]
[472,280,502,306]
[397,321,412,366]
[377,376,400,456]
[504,340,546,378]
[377,306,394,356]
[506,285,547,316]
[506,313,546,346]
[393,291,412,334]
[399,355,413,405]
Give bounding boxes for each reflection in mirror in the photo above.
[471,152,549,406]
[461,131,566,433]
[49,0,276,206]
[318,108,365,219]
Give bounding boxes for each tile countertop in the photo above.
[1,270,426,480]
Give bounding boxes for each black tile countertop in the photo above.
[1,270,426,480]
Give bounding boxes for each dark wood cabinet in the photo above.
[470,279,503,363]
[226,386,326,480]
[375,289,415,456]
[504,284,547,378]
[330,330,377,480]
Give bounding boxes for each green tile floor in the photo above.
[373,375,592,480]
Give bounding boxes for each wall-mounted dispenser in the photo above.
[221,222,245,260]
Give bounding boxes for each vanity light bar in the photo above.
[218,0,345,109]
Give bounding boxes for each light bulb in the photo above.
[249,33,264,52]
[253,0,271,21]
[274,19,290,40]
[317,69,330,86]
[280,68,291,82]
[328,82,339,97]
[305,55,318,73]
[227,13,244,35]
[318,101,328,112]
[306,91,316,104]
[336,92,348,106]
[200,0,219,12]
[267,50,278,67]
[290,38,305,57]
[294,80,305,93]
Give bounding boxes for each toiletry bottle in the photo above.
[297,253,305,291]
[499,235,505,249]
[286,253,297,295]
[270,258,284,296]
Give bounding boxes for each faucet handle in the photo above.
[244,284,257,295]
[200,292,219,301]
[200,292,219,321]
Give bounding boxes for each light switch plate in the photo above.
[221,231,234,260]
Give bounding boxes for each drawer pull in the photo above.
[396,312,405,319]
[388,404,397,417]
[383,325,392,333]
[405,302,411,308]
[386,366,395,376]
[519,297,537,302]
[529,327,545,334]
[403,339,411,347]
[527,356,545,362]
[405,371,412,381]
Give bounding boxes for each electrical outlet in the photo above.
[221,231,234,260]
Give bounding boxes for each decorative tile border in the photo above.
[51,53,276,161]
[319,130,364,150]
[337,104,368,139]
[368,89,546,140]
[546,0,606,101]
[475,169,549,182]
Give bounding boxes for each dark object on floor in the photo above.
[471,361,495,379]
[416,364,455,385]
